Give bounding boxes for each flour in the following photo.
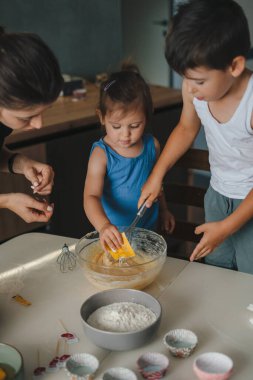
[87,302,157,332]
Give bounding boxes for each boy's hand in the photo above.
[99,222,123,252]
[138,176,163,209]
[160,209,176,234]
[190,221,229,261]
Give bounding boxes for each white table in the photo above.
[0,233,252,379]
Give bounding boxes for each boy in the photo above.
[138,0,253,274]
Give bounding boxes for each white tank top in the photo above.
[193,74,253,199]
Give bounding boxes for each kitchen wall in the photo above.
[0,0,122,81]
[122,0,170,86]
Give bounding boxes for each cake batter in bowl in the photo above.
[76,227,167,290]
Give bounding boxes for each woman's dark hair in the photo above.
[98,63,153,122]
[165,0,251,75]
[0,26,63,109]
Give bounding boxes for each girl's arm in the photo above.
[83,147,122,251]
[138,80,201,208]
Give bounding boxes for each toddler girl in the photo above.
[84,66,175,251]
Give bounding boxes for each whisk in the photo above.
[124,202,147,243]
[57,244,77,273]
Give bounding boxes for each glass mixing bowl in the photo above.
[75,227,167,290]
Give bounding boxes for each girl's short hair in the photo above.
[0,27,63,109]
[165,0,251,74]
[98,63,153,122]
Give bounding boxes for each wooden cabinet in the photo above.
[46,125,101,238]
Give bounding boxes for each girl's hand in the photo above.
[190,221,229,262]
[14,155,54,195]
[160,209,176,234]
[138,176,163,209]
[99,222,123,252]
[6,193,54,223]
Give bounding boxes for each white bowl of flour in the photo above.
[80,288,162,351]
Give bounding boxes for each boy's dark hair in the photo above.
[99,63,153,122]
[165,0,251,75]
[0,26,63,109]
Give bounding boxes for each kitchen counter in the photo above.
[1,232,253,379]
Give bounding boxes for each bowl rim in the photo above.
[0,342,24,375]
[80,288,162,335]
[76,227,167,269]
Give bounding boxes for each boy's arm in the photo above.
[138,80,201,208]
[83,147,122,250]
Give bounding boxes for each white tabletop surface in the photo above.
[0,232,252,379]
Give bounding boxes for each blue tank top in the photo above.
[90,134,159,230]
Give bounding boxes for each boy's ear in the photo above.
[229,56,246,77]
[96,109,104,125]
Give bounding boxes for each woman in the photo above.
[0,27,63,223]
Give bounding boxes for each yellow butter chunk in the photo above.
[12,294,31,307]
[107,232,136,260]
[0,368,6,380]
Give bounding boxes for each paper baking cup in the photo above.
[103,367,137,380]
[163,328,198,358]
[65,353,99,378]
[193,352,233,380]
[137,352,169,379]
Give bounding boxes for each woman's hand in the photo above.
[99,222,123,252]
[13,155,54,195]
[190,221,229,261]
[6,193,54,223]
